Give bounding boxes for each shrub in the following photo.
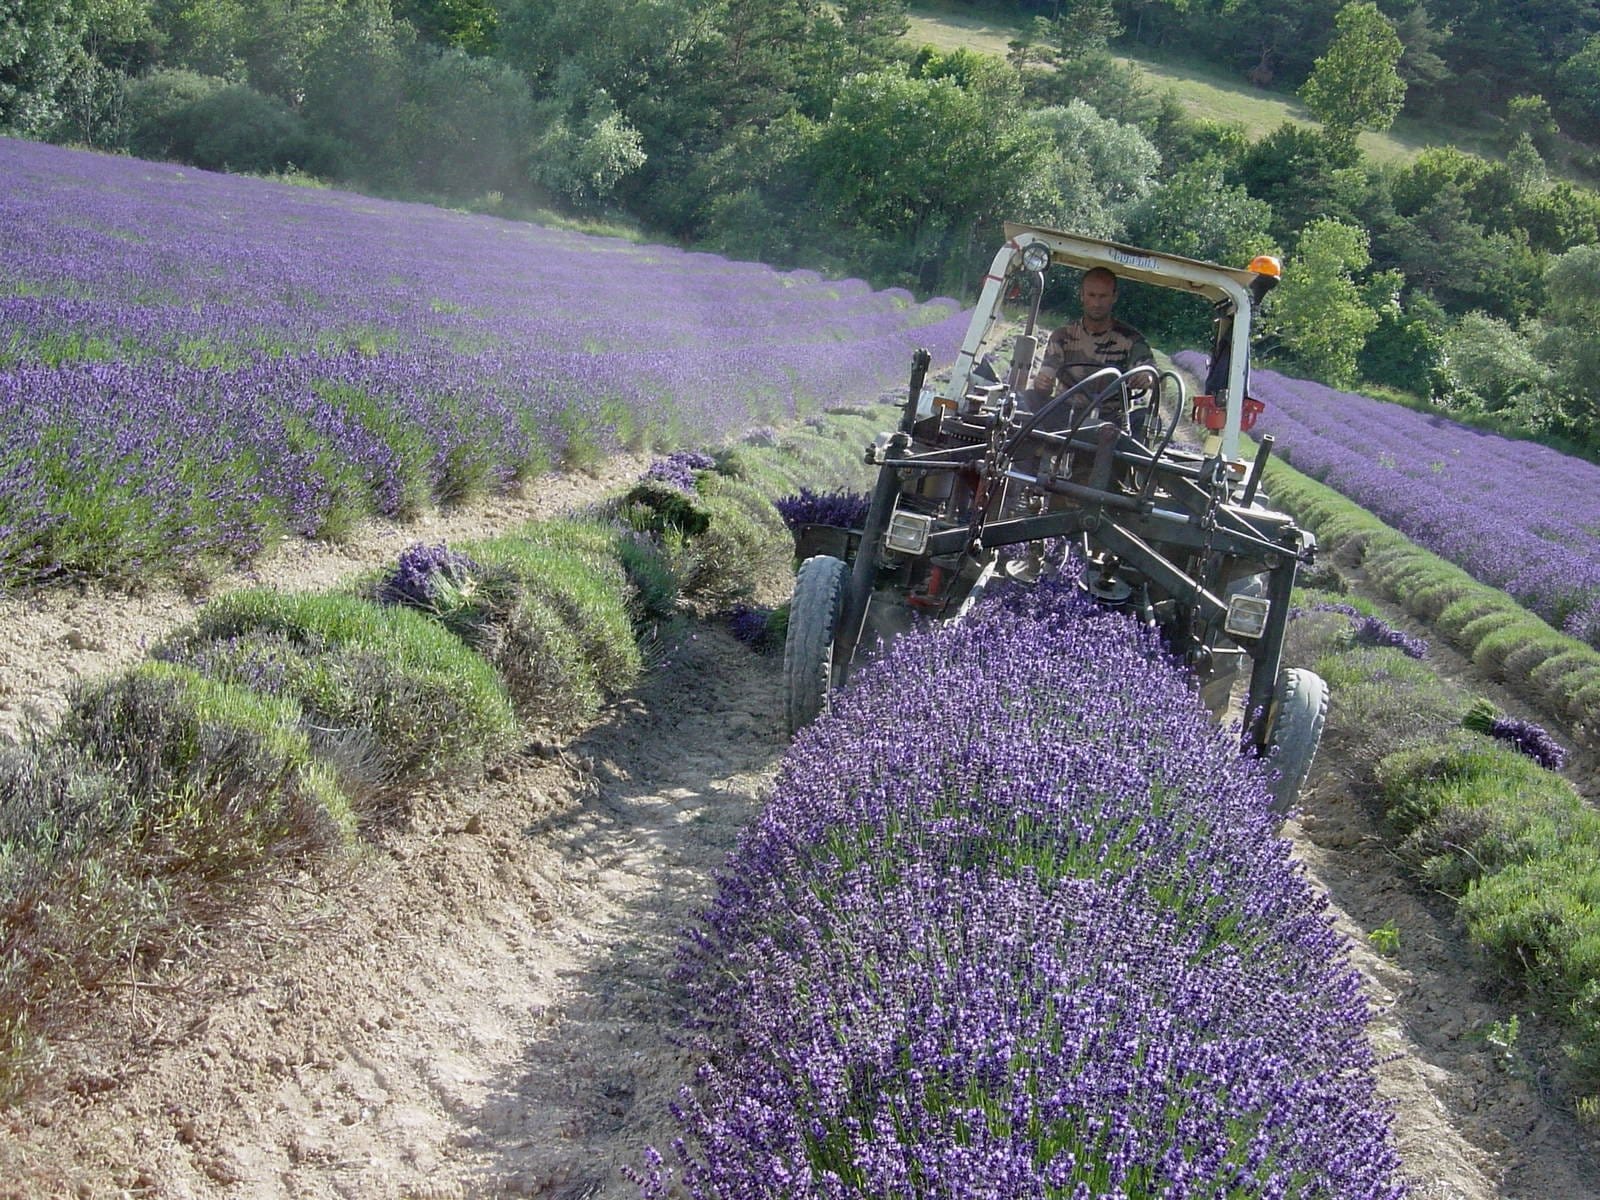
[1312,645,1466,762]
[126,74,321,175]
[162,590,518,791]
[459,534,642,698]
[0,664,352,1100]
[478,590,604,728]
[653,571,1405,1195]
[678,489,785,601]
[57,662,353,861]
[727,603,785,650]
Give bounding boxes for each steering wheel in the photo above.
[1041,361,1155,406]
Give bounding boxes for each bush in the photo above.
[161,590,518,793]
[58,662,354,861]
[655,570,1405,1194]
[460,534,643,698]
[124,71,327,175]
[0,664,352,1100]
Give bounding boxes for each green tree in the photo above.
[2,0,89,134]
[1377,182,1542,320]
[1503,93,1560,156]
[528,79,646,211]
[1536,244,1600,443]
[150,0,246,78]
[1358,283,1447,396]
[1556,33,1600,124]
[1393,2,1451,96]
[835,0,907,71]
[394,0,497,54]
[1232,121,1363,244]
[1441,311,1550,421]
[804,63,1050,291]
[1298,1,1406,149]
[298,2,409,182]
[1054,0,1120,60]
[1120,163,1277,345]
[1263,217,1379,385]
[401,46,534,197]
[1022,99,1159,239]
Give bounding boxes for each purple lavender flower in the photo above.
[726,603,774,649]
[1352,614,1429,659]
[642,450,717,494]
[377,542,481,610]
[1291,604,1428,659]
[652,574,1407,1197]
[0,138,972,591]
[1176,351,1600,652]
[774,488,872,532]
[1464,699,1567,771]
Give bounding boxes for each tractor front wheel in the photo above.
[1264,667,1329,814]
[784,554,849,735]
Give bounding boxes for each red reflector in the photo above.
[1190,394,1265,433]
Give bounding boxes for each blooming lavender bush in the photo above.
[654,571,1405,1197]
[773,487,872,532]
[1175,352,1600,650]
[0,138,967,590]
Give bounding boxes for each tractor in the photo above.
[781,222,1328,811]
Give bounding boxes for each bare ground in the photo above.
[1,474,1599,1198]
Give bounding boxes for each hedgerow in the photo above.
[1259,454,1600,749]
[1287,590,1600,1104]
[653,569,1405,1197]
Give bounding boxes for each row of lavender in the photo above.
[1173,351,1600,649]
[646,572,1405,1197]
[0,138,966,588]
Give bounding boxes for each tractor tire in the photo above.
[1265,667,1329,814]
[784,554,848,735]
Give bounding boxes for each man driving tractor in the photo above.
[1026,266,1154,437]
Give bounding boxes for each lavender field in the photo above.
[656,570,1405,1197]
[1174,352,1600,649]
[0,138,965,591]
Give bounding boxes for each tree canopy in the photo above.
[1297,1,1405,148]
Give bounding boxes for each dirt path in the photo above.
[0,625,778,1198]
[2,476,1599,1197]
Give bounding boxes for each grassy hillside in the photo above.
[905,3,1514,168]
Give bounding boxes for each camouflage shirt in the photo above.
[1035,318,1154,394]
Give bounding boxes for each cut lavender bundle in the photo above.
[1464,698,1567,771]
[642,450,717,494]
[773,487,872,532]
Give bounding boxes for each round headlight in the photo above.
[1020,242,1051,274]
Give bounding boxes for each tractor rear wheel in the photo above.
[1265,667,1329,814]
[784,554,848,734]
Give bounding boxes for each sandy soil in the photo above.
[1,466,1598,1198]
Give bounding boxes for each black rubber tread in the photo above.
[1265,667,1330,814]
[784,554,848,735]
